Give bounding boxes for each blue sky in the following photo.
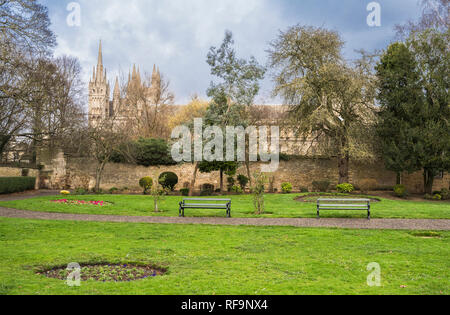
[40,0,423,105]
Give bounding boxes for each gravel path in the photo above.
[0,191,449,230]
[1,207,449,230]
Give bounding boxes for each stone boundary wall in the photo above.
[64,157,402,193]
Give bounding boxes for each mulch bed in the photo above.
[38,264,167,282]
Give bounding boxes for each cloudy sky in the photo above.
[40,0,423,105]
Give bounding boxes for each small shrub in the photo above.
[0,177,36,194]
[299,187,309,193]
[424,193,433,200]
[180,188,190,196]
[336,183,354,194]
[74,188,88,195]
[359,179,378,194]
[252,173,267,215]
[231,185,243,194]
[139,177,153,195]
[60,190,70,195]
[440,188,450,200]
[109,187,119,194]
[393,184,407,198]
[158,172,178,191]
[281,182,293,194]
[433,194,442,200]
[237,175,249,190]
[227,177,236,192]
[312,180,331,192]
[21,169,29,177]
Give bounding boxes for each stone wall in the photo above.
[63,157,402,193]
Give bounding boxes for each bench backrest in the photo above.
[182,198,231,204]
[318,198,370,204]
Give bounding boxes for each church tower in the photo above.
[89,40,110,126]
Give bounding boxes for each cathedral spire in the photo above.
[113,76,120,97]
[96,40,104,82]
[98,40,103,66]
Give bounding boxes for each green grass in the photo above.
[0,217,448,295]
[0,193,449,219]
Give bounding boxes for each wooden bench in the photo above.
[317,198,371,220]
[179,198,232,218]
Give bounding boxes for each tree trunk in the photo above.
[95,161,106,192]
[396,172,402,185]
[220,169,224,194]
[154,199,159,213]
[338,153,350,184]
[423,169,435,195]
[189,163,199,196]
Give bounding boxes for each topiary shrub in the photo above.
[312,180,331,192]
[0,177,35,194]
[393,184,407,198]
[281,182,293,194]
[139,177,153,195]
[237,175,249,190]
[336,183,355,194]
[158,172,178,191]
[180,188,190,196]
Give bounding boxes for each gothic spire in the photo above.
[113,76,120,97]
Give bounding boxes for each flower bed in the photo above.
[50,199,110,206]
[38,264,167,282]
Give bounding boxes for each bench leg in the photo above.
[317,206,320,219]
[368,206,371,221]
[227,206,231,218]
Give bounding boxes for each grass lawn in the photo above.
[0,217,448,295]
[0,193,449,219]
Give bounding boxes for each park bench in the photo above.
[317,198,371,220]
[179,198,232,218]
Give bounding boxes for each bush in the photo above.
[0,177,36,194]
[424,194,433,200]
[237,175,249,190]
[433,194,442,200]
[231,185,243,194]
[393,184,407,198]
[180,188,190,196]
[74,188,88,195]
[159,172,178,191]
[312,180,331,192]
[336,183,354,194]
[281,182,293,194]
[135,138,176,167]
[299,187,309,193]
[227,177,235,192]
[440,188,450,200]
[109,187,119,194]
[359,179,378,194]
[201,184,214,196]
[139,177,153,195]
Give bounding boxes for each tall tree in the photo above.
[268,25,377,183]
[376,43,425,184]
[201,31,265,192]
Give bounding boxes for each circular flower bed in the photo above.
[50,199,111,206]
[38,264,167,282]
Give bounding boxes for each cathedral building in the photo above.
[88,41,162,127]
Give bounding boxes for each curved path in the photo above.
[0,191,449,231]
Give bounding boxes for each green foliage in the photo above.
[252,173,267,215]
[433,194,442,201]
[237,175,249,190]
[336,183,354,194]
[180,188,190,196]
[109,187,119,194]
[312,180,331,192]
[440,188,450,201]
[158,172,178,191]
[231,185,243,194]
[281,182,293,194]
[0,177,35,194]
[139,177,153,195]
[135,138,176,167]
[393,184,407,198]
[74,188,88,195]
[299,187,309,193]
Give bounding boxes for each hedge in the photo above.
[0,177,36,194]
